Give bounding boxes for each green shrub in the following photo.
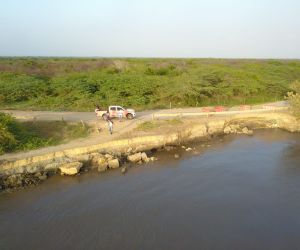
[0,58,300,111]
[0,73,51,103]
[0,112,90,155]
[286,80,300,117]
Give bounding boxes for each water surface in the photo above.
[1,130,300,250]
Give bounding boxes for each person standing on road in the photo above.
[95,105,100,115]
[106,114,114,135]
[118,110,123,122]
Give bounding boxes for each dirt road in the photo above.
[1,101,288,123]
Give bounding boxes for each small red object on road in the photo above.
[214,106,225,112]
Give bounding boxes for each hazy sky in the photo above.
[1,0,299,58]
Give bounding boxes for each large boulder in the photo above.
[97,158,108,172]
[223,126,232,134]
[242,127,254,135]
[90,153,106,168]
[141,152,149,163]
[127,152,142,163]
[98,163,108,172]
[59,162,83,176]
[108,159,120,169]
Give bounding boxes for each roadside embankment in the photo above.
[0,112,299,191]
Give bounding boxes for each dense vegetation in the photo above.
[286,80,300,117]
[0,112,89,155]
[0,57,300,111]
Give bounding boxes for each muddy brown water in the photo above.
[1,130,300,250]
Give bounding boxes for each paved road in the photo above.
[1,101,288,123]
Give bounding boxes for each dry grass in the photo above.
[136,118,183,132]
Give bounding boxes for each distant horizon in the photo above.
[1,56,300,60]
[1,0,299,58]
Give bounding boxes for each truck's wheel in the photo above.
[102,114,107,120]
[126,113,133,120]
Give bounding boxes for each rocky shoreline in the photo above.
[0,150,157,192]
[1,112,299,192]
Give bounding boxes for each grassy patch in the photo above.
[136,121,160,131]
[0,112,90,155]
[136,118,183,131]
[167,118,183,125]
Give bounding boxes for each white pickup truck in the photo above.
[96,106,136,120]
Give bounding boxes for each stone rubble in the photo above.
[59,162,83,176]
[108,159,120,169]
[223,124,254,135]
[127,152,142,163]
